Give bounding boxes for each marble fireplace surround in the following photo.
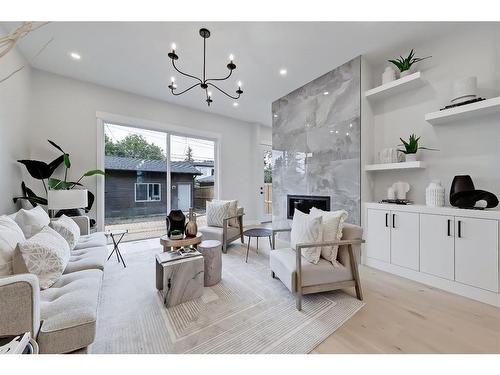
[272,56,361,224]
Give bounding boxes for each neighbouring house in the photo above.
[104,155,202,219]
[192,160,215,209]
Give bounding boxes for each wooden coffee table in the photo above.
[160,232,202,252]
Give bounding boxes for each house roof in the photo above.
[193,160,214,168]
[197,175,214,184]
[105,155,202,175]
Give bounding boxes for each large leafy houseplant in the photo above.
[388,49,431,74]
[13,140,104,213]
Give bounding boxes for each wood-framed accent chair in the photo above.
[199,207,244,253]
[270,223,364,311]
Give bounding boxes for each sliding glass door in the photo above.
[103,122,216,241]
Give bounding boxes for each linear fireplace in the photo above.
[287,195,331,219]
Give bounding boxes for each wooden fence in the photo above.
[264,183,272,214]
[194,186,214,211]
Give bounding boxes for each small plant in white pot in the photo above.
[398,134,437,161]
[388,49,431,78]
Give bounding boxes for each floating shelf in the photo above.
[364,161,426,172]
[425,96,500,125]
[365,72,424,101]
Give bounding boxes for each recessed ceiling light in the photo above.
[346,132,350,136]
[349,123,353,128]
[329,130,334,133]
[70,52,81,60]
[324,91,329,95]
[233,102,239,107]
[273,114,278,118]
[335,130,339,134]
[279,68,287,76]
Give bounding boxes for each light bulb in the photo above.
[207,91,212,97]
[229,54,234,61]
[170,76,175,82]
[233,102,239,107]
[171,43,176,51]
[279,68,287,75]
[237,81,242,87]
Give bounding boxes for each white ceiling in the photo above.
[5,22,475,126]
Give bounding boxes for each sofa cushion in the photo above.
[38,269,103,354]
[50,215,81,250]
[64,246,107,274]
[16,227,70,289]
[14,206,50,238]
[74,232,107,250]
[290,210,323,264]
[0,216,26,276]
[206,200,230,227]
[199,225,240,243]
[270,247,352,292]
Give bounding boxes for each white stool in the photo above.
[198,240,222,286]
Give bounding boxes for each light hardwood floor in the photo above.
[312,265,500,353]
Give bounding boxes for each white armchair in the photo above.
[270,223,364,310]
[199,207,244,253]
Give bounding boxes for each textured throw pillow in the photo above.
[17,226,70,289]
[217,200,238,227]
[49,215,81,250]
[0,216,26,276]
[206,200,231,227]
[290,210,323,264]
[14,206,50,238]
[310,207,348,265]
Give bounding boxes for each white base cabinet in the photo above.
[364,203,500,306]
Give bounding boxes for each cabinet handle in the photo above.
[392,213,396,228]
[458,220,462,238]
[385,213,388,227]
[447,219,451,236]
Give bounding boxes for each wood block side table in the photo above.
[156,253,204,308]
[198,240,222,286]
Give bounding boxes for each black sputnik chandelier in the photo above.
[167,28,243,107]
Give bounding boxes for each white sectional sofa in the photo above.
[0,214,107,354]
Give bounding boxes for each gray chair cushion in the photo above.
[74,232,107,250]
[64,246,107,274]
[270,247,352,292]
[199,226,240,243]
[38,269,103,353]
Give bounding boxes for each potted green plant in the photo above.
[170,229,183,240]
[388,49,431,78]
[398,134,437,162]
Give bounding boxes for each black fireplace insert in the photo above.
[287,195,331,219]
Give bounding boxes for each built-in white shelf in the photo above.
[425,96,500,125]
[364,161,425,172]
[365,72,424,101]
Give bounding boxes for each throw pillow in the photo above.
[14,206,50,238]
[0,216,26,276]
[310,207,348,265]
[290,210,323,264]
[49,215,81,250]
[217,200,239,227]
[17,226,70,289]
[206,200,231,227]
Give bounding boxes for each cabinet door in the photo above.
[420,214,455,280]
[390,211,419,270]
[366,209,390,262]
[455,217,498,292]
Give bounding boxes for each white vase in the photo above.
[382,66,396,84]
[405,153,418,162]
[426,180,445,207]
[387,186,396,200]
[399,68,413,78]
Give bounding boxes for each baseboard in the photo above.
[364,257,500,308]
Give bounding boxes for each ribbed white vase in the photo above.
[426,180,445,207]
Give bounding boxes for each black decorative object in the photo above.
[166,210,186,237]
[450,175,498,209]
[440,97,485,111]
[167,28,243,106]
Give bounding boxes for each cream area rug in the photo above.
[90,238,364,354]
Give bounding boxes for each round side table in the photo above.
[243,228,272,263]
[198,240,222,286]
[160,232,202,252]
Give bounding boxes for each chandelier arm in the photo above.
[172,59,202,83]
[207,82,241,100]
[170,82,200,96]
[205,68,233,83]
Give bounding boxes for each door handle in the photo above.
[392,213,396,228]
[457,220,462,238]
[447,219,451,236]
[385,213,388,227]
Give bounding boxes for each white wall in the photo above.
[0,43,31,214]
[28,69,265,225]
[363,24,500,206]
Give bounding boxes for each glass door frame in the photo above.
[96,112,220,232]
